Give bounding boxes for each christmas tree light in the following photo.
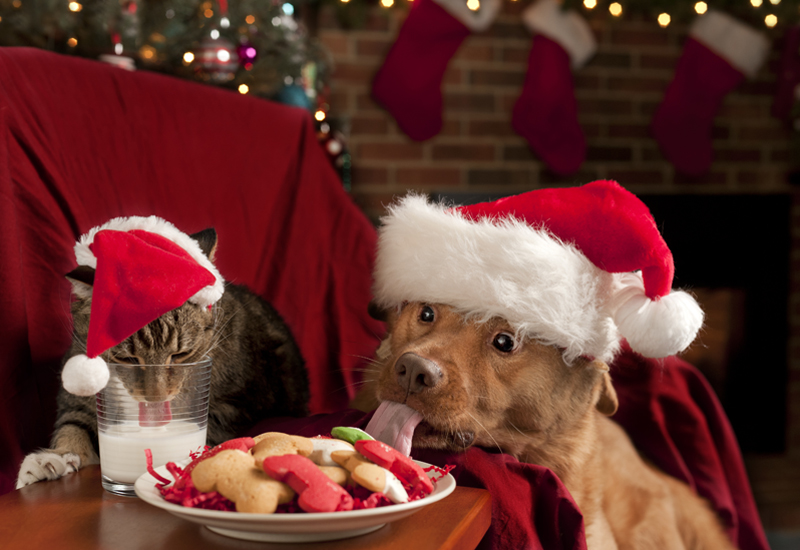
[609,2,622,16]
[695,2,707,14]
[658,13,670,26]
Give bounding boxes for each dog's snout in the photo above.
[395,352,443,394]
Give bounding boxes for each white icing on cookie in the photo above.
[309,438,355,466]
[382,468,409,504]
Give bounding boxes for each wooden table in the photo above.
[0,466,491,550]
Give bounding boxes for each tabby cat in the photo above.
[16,228,309,488]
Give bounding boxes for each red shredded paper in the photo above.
[145,436,455,513]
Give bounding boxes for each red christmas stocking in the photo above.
[651,11,769,177]
[372,0,500,141]
[512,0,596,176]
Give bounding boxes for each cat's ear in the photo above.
[66,265,95,299]
[190,228,218,262]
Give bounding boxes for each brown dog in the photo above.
[355,302,735,550]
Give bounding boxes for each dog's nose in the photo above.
[395,352,443,394]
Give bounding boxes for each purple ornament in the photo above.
[237,41,258,69]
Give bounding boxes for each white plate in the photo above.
[134,460,456,543]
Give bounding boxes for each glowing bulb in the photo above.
[238,84,249,94]
[380,0,393,7]
[217,49,231,62]
[114,43,123,55]
[750,0,762,7]
[68,2,82,12]
[220,17,230,28]
[657,13,670,27]
[282,3,294,15]
[466,0,479,10]
[694,2,707,14]
[340,0,350,3]
[183,51,195,64]
[204,8,213,18]
[140,45,155,59]
[245,15,255,24]
[769,0,780,4]
[765,14,777,27]
[314,110,326,121]
[583,0,597,8]
[67,37,77,47]
[609,2,622,16]
[210,29,220,39]
[12,0,21,8]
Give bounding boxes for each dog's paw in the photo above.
[15,451,82,489]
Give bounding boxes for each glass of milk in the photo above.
[96,358,212,496]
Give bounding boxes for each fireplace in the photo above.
[642,194,790,454]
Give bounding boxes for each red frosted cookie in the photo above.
[355,439,434,495]
[261,454,354,513]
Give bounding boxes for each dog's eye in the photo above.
[492,333,516,353]
[418,305,435,323]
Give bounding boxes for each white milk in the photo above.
[99,422,207,483]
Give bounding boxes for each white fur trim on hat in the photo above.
[74,216,224,308]
[373,195,621,363]
[374,195,703,362]
[608,273,704,358]
[690,10,769,78]
[62,354,110,396]
[433,0,501,32]
[522,0,597,70]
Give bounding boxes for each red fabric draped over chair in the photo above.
[0,47,383,495]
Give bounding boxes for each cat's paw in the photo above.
[15,451,82,489]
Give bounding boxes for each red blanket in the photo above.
[0,47,383,494]
[247,348,769,550]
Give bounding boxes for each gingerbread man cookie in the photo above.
[251,432,314,462]
[190,449,294,513]
[331,450,409,504]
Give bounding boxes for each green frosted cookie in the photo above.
[331,426,374,446]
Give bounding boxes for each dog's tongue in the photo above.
[364,401,423,457]
[139,401,172,428]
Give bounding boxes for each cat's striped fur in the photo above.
[16,229,308,488]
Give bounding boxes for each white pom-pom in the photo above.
[62,355,110,396]
[614,290,704,358]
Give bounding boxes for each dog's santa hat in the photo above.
[372,180,703,363]
[61,216,225,396]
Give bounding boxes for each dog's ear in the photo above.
[596,371,619,416]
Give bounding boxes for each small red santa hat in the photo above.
[61,216,225,396]
[372,180,703,363]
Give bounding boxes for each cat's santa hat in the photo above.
[372,180,704,363]
[61,216,225,396]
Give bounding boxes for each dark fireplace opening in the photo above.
[435,192,791,454]
[642,195,790,454]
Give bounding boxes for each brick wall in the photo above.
[316,0,800,534]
